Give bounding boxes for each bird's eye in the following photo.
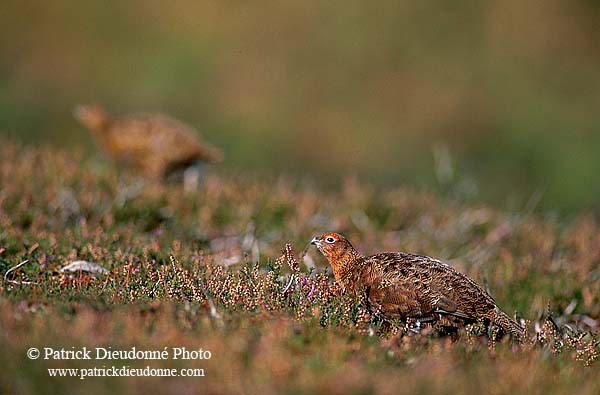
[325,237,336,243]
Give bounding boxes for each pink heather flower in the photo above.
[307,283,315,301]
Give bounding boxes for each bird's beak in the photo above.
[310,236,321,246]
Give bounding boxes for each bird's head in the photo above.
[310,232,360,270]
[73,104,110,131]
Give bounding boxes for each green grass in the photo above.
[0,142,598,394]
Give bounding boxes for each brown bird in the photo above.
[74,104,223,189]
[311,233,523,337]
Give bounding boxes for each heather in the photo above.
[0,143,598,394]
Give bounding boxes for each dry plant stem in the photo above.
[278,243,305,293]
[3,260,37,286]
[283,274,296,293]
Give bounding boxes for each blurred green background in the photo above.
[1,1,600,214]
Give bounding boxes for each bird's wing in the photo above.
[143,114,223,163]
[366,281,427,320]
[105,117,157,159]
[420,259,498,317]
[432,296,474,320]
[113,114,222,165]
[365,253,493,321]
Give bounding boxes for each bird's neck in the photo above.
[327,248,363,290]
[89,122,116,152]
[91,118,112,134]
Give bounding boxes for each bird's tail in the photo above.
[489,307,524,338]
[197,142,224,163]
[204,144,224,163]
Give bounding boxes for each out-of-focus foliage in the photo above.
[1,1,600,213]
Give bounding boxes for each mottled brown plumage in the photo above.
[73,104,222,182]
[311,233,523,337]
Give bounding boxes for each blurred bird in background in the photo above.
[74,104,223,191]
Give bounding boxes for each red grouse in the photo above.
[74,104,222,189]
[311,233,523,337]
